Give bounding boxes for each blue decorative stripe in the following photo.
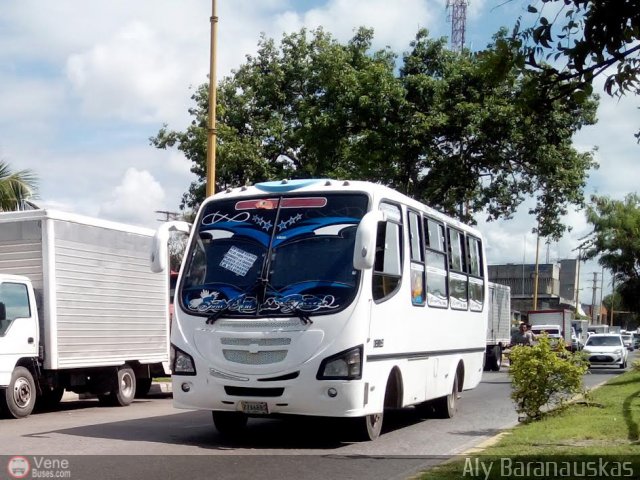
[254,179,327,192]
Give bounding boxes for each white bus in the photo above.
[151,179,488,440]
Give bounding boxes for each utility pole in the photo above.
[533,228,540,310]
[206,0,218,197]
[590,271,600,324]
[610,273,616,326]
[598,267,604,323]
[574,248,582,315]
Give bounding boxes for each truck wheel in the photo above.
[37,386,64,410]
[99,366,136,407]
[2,367,36,419]
[490,346,502,371]
[134,378,152,398]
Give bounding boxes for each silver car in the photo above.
[583,334,628,369]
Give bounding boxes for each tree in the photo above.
[397,29,598,237]
[519,0,640,137]
[0,161,37,211]
[583,194,640,314]
[152,27,598,238]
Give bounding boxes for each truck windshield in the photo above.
[180,193,368,318]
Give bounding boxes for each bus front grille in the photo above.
[223,349,287,364]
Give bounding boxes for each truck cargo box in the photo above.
[0,209,169,370]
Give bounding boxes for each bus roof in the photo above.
[204,179,481,237]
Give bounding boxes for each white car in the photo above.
[583,334,628,369]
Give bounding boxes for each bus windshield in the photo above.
[180,193,369,319]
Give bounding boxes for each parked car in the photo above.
[583,334,628,369]
[632,332,640,350]
[621,333,634,351]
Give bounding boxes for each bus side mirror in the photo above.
[0,302,5,321]
[353,210,384,270]
[151,221,191,273]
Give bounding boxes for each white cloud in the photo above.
[98,168,165,227]
[272,0,436,52]
[66,21,202,124]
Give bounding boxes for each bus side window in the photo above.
[467,235,485,311]
[372,207,403,301]
[408,210,425,306]
[424,217,448,308]
[447,227,468,310]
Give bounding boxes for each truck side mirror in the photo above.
[0,302,5,321]
[151,221,191,273]
[353,210,385,270]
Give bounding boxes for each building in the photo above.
[488,259,580,317]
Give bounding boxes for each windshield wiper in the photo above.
[206,305,229,325]
[293,307,313,325]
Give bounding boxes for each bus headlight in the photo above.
[171,344,197,375]
[317,345,363,380]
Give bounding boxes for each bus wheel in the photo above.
[352,412,383,441]
[212,411,248,435]
[433,373,459,419]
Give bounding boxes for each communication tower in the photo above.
[447,0,469,52]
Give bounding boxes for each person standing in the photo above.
[511,323,533,347]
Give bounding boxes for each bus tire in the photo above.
[212,411,248,435]
[351,412,383,441]
[433,373,459,419]
[2,367,36,419]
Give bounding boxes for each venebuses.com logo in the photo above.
[6,456,71,479]
[7,456,30,479]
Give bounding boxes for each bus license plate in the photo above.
[240,401,269,414]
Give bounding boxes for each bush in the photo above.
[509,335,589,421]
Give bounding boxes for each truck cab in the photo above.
[0,274,40,418]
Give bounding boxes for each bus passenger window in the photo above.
[447,228,468,310]
[372,221,402,301]
[467,236,484,311]
[408,210,425,306]
[424,217,448,308]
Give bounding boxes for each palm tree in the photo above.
[0,160,38,211]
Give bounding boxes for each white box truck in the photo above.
[484,282,511,371]
[0,209,170,418]
[527,309,575,350]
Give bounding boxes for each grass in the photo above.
[418,369,640,479]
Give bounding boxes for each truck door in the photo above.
[0,281,38,363]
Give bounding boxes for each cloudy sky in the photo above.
[1,0,637,302]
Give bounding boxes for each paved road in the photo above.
[0,354,634,480]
